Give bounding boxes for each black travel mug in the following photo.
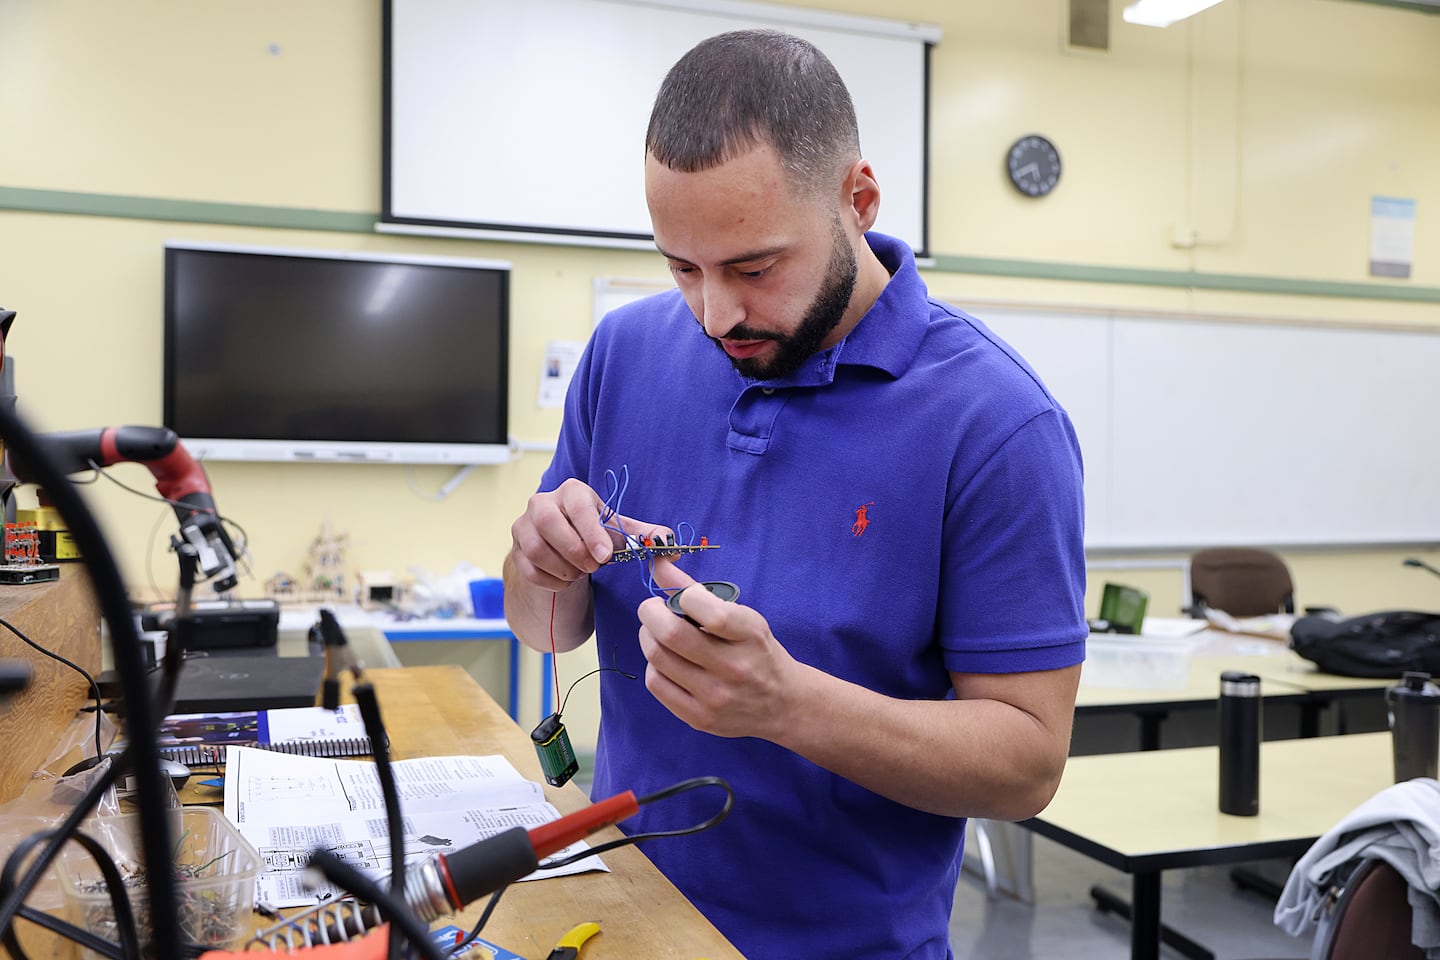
[1386,671,1440,782]
[1218,671,1261,816]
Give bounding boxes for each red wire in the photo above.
[549,592,561,714]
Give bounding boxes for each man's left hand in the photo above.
[636,560,798,739]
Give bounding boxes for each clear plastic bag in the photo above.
[0,710,180,911]
[406,561,485,617]
[0,755,128,910]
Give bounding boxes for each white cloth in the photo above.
[1274,777,1440,957]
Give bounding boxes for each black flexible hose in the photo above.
[306,851,449,960]
[0,405,181,959]
[351,683,405,960]
[1,828,144,960]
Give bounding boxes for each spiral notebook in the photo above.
[154,703,374,765]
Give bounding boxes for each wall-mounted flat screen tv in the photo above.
[163,243,510,465]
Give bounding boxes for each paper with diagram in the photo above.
[222,747,607,907]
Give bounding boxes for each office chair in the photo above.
[1249,858,1423,960]
[1189,547,1295,618]
[1315,858,1423,960]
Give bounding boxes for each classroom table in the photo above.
[279,605,552,722]
[1245,656,1394,737]
[1020,731,1395,960]
[20,665,746,960]
[1078,627,1391,748]
[974,642,1340,900]
[1077,653,1314,750]
[373,614,552,721]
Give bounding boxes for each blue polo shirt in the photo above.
[541,232,1085,960]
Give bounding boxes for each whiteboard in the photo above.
[974,306,1440,549]
[385,0,937,252]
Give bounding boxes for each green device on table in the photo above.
[1095,583,1149,634]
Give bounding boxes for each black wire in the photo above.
[0,616,104,759]
[305,851,449,960]
[1,826,143,960]
[137,544,196,733]
[83,459,219,523]
[14,906,125,960]
[461,775,733,938]
[0,752,128,944]
[635,774,734,809]
[351,683,405,960]
[0,404,181,960]
[85,460,251,586]
[556,664,636,718]
[539,776,733,870]
[220,515,249,556]
[454,886,506,951]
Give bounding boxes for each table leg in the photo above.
[1131,872,1161,960]
[1138,710,1169,751]
[1090,878,1214,960]
[1300,699,1320,738]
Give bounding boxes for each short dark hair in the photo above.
[646,29,861,197]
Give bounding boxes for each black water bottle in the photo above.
[1387,671,1440,782]
[1218,671,1261,816]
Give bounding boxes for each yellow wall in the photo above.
[2,0,1439,745]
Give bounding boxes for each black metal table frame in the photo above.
[1017,818,1317,960]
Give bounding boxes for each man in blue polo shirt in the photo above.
[503,28,1086,960]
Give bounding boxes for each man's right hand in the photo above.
[508,477,672,592]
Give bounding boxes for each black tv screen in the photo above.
[163,243,510,464]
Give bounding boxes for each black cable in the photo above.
[351,683,405,960]
[636,774,734,810]
[0,616,104,758]
[1,827,143,960]
[441,775,732,945]
[87,460,251,591]
[220,515,251,572]
[0,404,181,960]
[85,458,248,554]
[145,541,199,726]
[538,776,734,871]
[14,906,125,960]
[556,664,636,719]
[305,851,449,960]
[67,467,102,484]
[144,499,171,602]
[0,751,129,947]
[454,886,506,952]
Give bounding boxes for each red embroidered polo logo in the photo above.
[852,502,875,537]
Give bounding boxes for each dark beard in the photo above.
[714,226,858,381]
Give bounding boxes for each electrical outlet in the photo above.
[1170,224,1199,249]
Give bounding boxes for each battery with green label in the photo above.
[530,712,578,787]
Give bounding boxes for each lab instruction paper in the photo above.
[222,747,608,907]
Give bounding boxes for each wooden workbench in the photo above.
[0,567,101,802]
[19,665,746,960]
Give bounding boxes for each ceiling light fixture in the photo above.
[1122,0,1228,27]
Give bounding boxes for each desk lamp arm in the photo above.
[17,425,240,592]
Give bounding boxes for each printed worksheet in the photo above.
[223,748,608,907]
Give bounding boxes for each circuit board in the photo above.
[0,564,59,584]
[606,541,720,564]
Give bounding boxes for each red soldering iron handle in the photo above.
[528,790,639,859]
[435,790,641,910]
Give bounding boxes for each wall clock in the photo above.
[1006,135,1061,198]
